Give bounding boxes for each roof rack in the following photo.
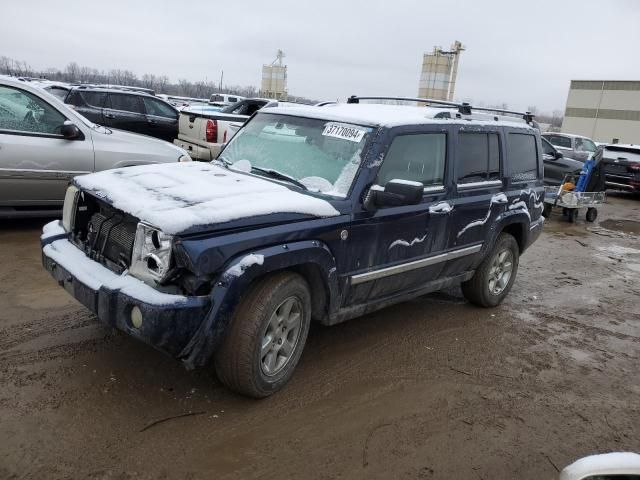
[346,95,535,125]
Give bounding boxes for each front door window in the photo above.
[0,85,66,135]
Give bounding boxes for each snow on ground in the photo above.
[75,162,340,235]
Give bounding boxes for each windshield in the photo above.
[219,113,372,197]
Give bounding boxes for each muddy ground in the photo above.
[1,194,639,480]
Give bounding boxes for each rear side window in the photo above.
[228,96,238,103]
[81,91,107,108]
[546,135,571,149]
[457,132,500,183]
[107,94,143,113]
[507,133,538,182]
[377,133,446,187]
[143,97,176,118]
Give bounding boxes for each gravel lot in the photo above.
[1,194,639,480]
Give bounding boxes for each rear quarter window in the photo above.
[80,91,107,108]
[507,133,538,182]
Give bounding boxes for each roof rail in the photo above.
[346,95,535,124]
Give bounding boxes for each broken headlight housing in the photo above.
[129,222,173,285]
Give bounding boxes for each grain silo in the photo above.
[417,41,464,101]
[260,50,288,100]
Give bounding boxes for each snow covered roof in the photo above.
[263,103,536,130]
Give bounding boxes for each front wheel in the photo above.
[214,272,311,398]
[462,233,520,307]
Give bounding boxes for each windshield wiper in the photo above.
[250,166,307,190]
[216,156,232,168]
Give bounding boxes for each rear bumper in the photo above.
[41,228,210,358]
[173,138,221,161]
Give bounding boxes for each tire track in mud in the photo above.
[0,310,97,352]
[0,310,115,368]
[0,335,116,367]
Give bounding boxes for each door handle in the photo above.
[104,113,115,119]
[148,119,157,125]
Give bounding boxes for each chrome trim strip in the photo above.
[369,184,445,194]
[605,174,633,180]
[0,167,90,174]
[457,180,502,190]
[350,244,482,285]
[605,181,633,190]
[0,168,90,179]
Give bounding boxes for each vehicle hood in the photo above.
[91,126,187,158]
[73,162,340,235]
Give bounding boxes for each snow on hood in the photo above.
[74,162,340,234]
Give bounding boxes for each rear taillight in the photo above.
[205,119,217,143]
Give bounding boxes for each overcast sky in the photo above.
[3,0,639,112]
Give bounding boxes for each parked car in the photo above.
[156,94,209,110]
[598,143,640,192]
[541,132,597,161]
[41,99,544,397]
[209,93,245,107]
[40,82,72,100]
[0,76,191,218]
[174,98,293,160]
[541,137,583,185]
[64,86,179,142]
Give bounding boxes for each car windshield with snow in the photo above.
[220,113,371,197]
[41,97,545,398]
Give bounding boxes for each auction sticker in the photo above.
[322,123,368,142]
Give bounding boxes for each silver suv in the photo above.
[0,76,191,218]
[541,132,597,162]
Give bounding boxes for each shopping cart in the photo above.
[542,153,607,223]
[542,186,606,222]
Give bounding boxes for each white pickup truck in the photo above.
[173,98,300,161]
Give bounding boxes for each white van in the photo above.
[209,93,245,107]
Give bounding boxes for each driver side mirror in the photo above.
[364,179,423,210]
[60,122,83,140]
[554,151,563,159]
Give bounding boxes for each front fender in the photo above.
[178,240,338,369]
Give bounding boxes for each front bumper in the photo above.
[41,225,210,358]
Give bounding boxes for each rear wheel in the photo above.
[214,272,311,398]
[462,233,519,307]
[586,207,598,223]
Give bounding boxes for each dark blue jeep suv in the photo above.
[41,97,544,397]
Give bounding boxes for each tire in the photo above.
[214,272,311,398]
[586,207,598,223]
[567,209,579,223]
[461,233,519,308]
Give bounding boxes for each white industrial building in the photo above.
[562,80,640,144]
